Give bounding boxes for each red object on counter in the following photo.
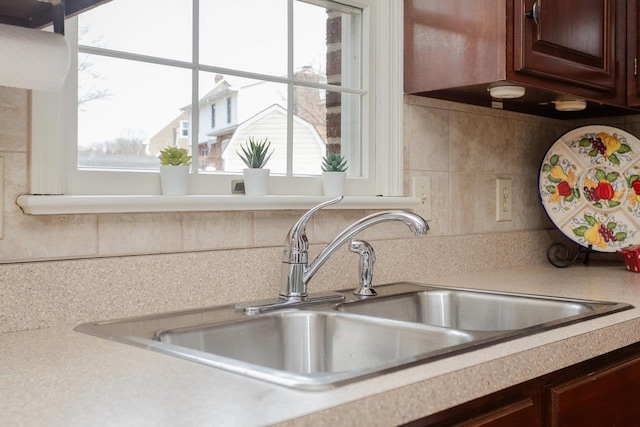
[618,245,640,272]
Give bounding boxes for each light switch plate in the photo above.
[496,178,512,222]
[412,176,432,220]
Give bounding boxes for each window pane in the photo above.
[78,55,191,170]
[199,0,288,76]
[292,89,361,176]
[73,0,364,181]
[197,72,288,173]
[78,0,192,62]
[294,0,361,90]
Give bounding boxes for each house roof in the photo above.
[180,78,237,111]
[221,103,326,174]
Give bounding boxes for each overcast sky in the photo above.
[77,0,329,147]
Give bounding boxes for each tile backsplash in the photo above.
[0,86,634,332]
[0,89,572,262]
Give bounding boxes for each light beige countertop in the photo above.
[3,262,640,427]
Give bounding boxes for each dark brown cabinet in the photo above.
[546,356,640,426]
[628,0,640,105]
[405,0,636,118]
[0,0,110,29]
[403,342,640,427]
[454,398,538,427]
[513,0,621,95]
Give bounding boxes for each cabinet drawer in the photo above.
[456,398,537,427]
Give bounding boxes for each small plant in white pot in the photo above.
[237,137,273,196]
[321,152,348,196]
[159,146,192,195]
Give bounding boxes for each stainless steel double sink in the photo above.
[75,282,633,390]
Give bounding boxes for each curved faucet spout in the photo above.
[302,211,428,285]
[278,197,428,300]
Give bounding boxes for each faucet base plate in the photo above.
[234,292,345,315]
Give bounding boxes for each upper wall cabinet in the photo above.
[514,0,618,94]
[405,0,638,119]
[0,0,110,30]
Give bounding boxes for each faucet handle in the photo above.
[294,196,343,233]
[283,196,343,260]
[350,239,377,296]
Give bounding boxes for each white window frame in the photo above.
[24,0,407,213]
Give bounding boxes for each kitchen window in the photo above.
[25,0,405,213]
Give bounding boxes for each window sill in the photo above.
[16,195,421,215]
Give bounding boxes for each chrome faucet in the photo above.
[236,196,428,314]
[280,196,428,298]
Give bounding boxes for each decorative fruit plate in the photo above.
[539,125,640,252]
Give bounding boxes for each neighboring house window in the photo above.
[31,0,403,197]
[179,120,189,138]
[211,104,216,129]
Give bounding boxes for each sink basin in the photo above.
[75,282,633,390]
[337,284,631,332]
[155,311,473,389]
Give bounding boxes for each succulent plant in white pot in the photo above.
[159,146,192,195]
[321,152,348,196]
[237,137,273,196]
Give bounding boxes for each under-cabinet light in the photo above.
[488,85,526,99]
[553,100,587,112]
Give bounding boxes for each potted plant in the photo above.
[237,137,273,196]
[321,152,348,196]
[159,146,192,195]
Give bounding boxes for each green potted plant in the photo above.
[159,146,192,195]
[237,137,273,195]
[321,152,348,196]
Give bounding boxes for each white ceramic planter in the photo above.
[322,171,347,196]
[160,165,189,195]
[243,168,270,196]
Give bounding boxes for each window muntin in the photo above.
[76,0,365,180]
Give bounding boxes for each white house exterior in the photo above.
[221,104,325,174]
[149,69,327,173]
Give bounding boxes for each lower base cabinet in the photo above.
[403,342,640,427]
[548,355,640,426]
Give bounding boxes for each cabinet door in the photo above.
[546,356,640,426]
[514,0,618,93]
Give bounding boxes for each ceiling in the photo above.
[0,0,110,29]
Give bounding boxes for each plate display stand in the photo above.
[546,242,595,268]
[539,125,640,267]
